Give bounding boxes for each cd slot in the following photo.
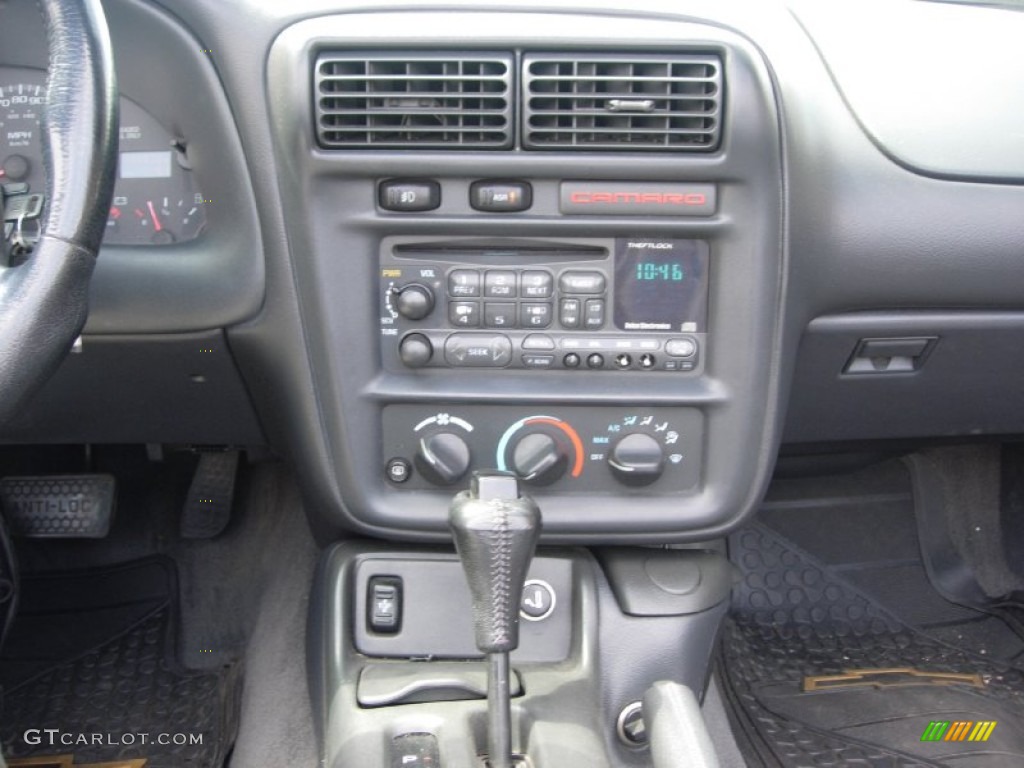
[393,243,607,265]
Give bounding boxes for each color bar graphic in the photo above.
[921,721,950,741]
[920,721,997,742]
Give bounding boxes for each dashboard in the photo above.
[2,0,1024,544]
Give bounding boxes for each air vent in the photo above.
[315,53,513,149]
[523,53,722,151]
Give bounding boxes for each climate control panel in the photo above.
[382,405,702,494]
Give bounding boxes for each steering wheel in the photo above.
[0,0,117,424]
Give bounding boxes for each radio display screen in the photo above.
[613,239,709,332]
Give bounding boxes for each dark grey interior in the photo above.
[3,0,1024,766]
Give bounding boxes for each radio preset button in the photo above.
[521,271,553,298]
[522,334,555,351]
[484,302,517,329]
[522,354,555,369]
[484,270,517,298]
[563,353,581,369]
[559,298,581,329]
[444,334,513,367]
[520,303,553,329]
[448,269,481,298]
[448,301,481,327]
[587,353,605,369]
[559,271,606,295]
[666,338,698,358]
[584,299,606,329]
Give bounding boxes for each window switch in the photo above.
[368,575,403,634]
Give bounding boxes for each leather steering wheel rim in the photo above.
[0,0,117,424]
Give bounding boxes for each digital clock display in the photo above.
[635,261,686,282]
[614,239,709,332]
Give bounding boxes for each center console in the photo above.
[268,7,785,767]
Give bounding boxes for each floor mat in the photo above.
[721,461,1024,767]
[0,557,240,767]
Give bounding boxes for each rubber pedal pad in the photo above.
[0,474,116,538]
[180,450,239,539]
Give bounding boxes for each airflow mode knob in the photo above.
[608,433,664,487]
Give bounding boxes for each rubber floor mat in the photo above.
[721,523,1024,767]
[0,557,239,767]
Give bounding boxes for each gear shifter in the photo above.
[449,471,541,768]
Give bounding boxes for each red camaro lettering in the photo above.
[570,190,708,205]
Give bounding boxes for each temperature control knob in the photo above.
[511,432,569,486]
[415,432,472,486]
[399,333,434,368]
[394,283,435,320]
[608,433,664,487]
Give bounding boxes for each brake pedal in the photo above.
[0,474,116,538]
[180,450,239,539]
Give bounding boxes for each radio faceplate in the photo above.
[378,237,709,373]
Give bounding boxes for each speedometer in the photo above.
[0,81,44,188]
[0,66,206,246]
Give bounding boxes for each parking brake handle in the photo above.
[449,471,541,768]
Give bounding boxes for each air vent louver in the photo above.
[315,53,513,149]
[523,53,722,151]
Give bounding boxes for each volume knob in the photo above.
[394,284,435,320]
[608,433,664,487]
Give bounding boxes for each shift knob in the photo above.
[449,471,541,654]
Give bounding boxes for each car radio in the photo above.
[378,236,710,374]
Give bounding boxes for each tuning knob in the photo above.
[608,433,664,487]
[394,283,435,320]
[415,432,472,486]
[399,333,434,368]
[511,432,569,486]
